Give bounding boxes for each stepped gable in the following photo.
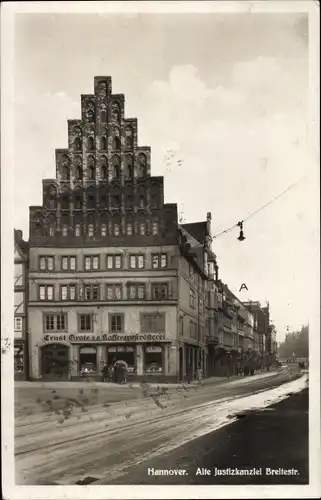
[29,76,178,247]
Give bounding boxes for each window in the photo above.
[139,223,146,235]
[101,224,107,236]
[60,284,76,301]
[106,284,122,300]
[39,256,54,271]
[84,255,99,271]
[127,283,145,300]
[139,195,145,208]
[199,297,204,315]
[129,255,144,269]
[144,346,163,373]
[84,284,100,300]
[152,254,167,269]
[39,285,54,301]
[189,288,196,308]
[109,314,124,333]
[140,313,165,333]
[14,317,22,331]
[88,224,94,237]
[126,223,133,235]
[61,256,76,271]
[61,225,68,236]
[79,314,93,332]
[107,255,122,269]
[190,321,197,339]
[114,224,120,236]
[75,224,81,236]
[152,222,158,235]
[49,225,55,236]
[44,313,67,332]
[151,283,169,300]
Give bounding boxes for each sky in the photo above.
[13,8,318,340]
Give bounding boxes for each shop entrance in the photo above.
[41,344,69,380]
[107,345,136,373]
[79,346,97,376]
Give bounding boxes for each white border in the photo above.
[1,1,320,499]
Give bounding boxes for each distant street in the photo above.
[15,369,307,485]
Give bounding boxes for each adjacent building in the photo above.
[14,229,29,380]
[27,76,218,382]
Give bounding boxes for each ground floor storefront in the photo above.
[32,341,179,382]
[14,340,28,380]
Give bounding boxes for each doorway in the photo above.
[41,344,69,380]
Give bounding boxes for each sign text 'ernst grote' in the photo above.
[43,333,166,343]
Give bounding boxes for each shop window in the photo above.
[107,345,135,373]
[140,313,165,333]
[39,285,54,301]
[129,254,144,269]
[44,313,67,332]
[14,317,23,331]
[152,254,167,269]
[84,284,100,300]
[151,283,169,300]
[79,346,97,376]
[106,284,122,300]
[144,346,164,373]
[84,255,99,271]
[61,256,76,271]
[127,283,145,300]
[78,314,93,332]
[107,255,122,269]
[39,256,54,271]
[14,345,24,374]
[109,314,124,333]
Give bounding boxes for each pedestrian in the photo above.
[196,364,202,382]
[102,363,109,382]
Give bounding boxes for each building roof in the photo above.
[181,221,207,245]
[14,229,29,253]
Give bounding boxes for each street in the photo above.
[15,368,308,485]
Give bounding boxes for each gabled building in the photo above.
[14,229,29,380]
[27,76,217,382]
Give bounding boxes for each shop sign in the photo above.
[145,346,162,353]
[43,333,166,343]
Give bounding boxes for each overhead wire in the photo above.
[212,178,303,240]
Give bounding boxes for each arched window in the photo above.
[126,194,133,207]
[151,193,158,208]
[47,186,57,209]
[100,137,107,150]
[89,166,96,180]
[112,136,121,151]
[100,187,108,207]
[113,195,121,207]
[88,223,94,237]
[111,101,121,120]
[126,223,133,235]
[87,190,96,209]
[101,166,107,179]
[74,190,83,210]
[125,126,133,149]
[61,165,70,181]
[73,137,82,151]
[75,223,81,237]
[139,223,146,236]
[46,215,56,237]
[101,224,107,236]
[60,189,70,210]
[76,166,83,180]
[87,137,95,151]
[139,195,145,208]
[152,221,158,235]
[100,103,107,123]
[125,155,133,179]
